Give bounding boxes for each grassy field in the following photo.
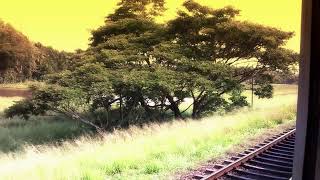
[0,97,89,153]
[0,84,297,180]
[246,84,297,110]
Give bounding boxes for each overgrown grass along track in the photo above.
[192,128,295,180]
[0,106,296,179]
[0,84,297,180]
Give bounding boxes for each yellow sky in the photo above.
[0,0,302,52]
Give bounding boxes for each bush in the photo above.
[4,100,40,120]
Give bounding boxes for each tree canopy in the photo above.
[107,0,166,21]
[6,0,299,131]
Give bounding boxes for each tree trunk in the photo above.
[192,94,198,119]
[192,103,198,119]
[192,101,202,119]
[166,95,183,119]
[191,93,207,119]
[138,95,153,118]
[119,93,123,122]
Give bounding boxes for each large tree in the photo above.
[7,0,299,130]
[153,0,299,117]
[89,0,298,118]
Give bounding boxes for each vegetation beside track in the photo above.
[0,0,299,179]
[0,85,297,180]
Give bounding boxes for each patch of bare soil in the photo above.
[0,88,31,98]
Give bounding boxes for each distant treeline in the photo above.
[272,71,299,84]
[0,20,77,83]
[4,0,299,131]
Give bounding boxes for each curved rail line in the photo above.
[192,128,296,180]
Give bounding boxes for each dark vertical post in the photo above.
[293,0,320,179]
[251,76,254,108]
[120,92,123,122]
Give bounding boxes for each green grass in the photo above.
[244,84,297,109]
[0,97,89,153]
[0,84,297,180]
[0,116,89,153]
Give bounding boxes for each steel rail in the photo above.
[199,128,296,180]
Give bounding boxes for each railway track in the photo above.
[191,128,296,180]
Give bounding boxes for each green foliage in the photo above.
[0,100,297,179]
[32,43,74,80]
[0,115,88,153]
[272,71,299,84]
[5,84,90,124]
[5,0,299,130]
[254,74,274,98]
[227,89,249,111]
[0,20,36,82]
[107,0,166,21]
[255,84,273,99]
[4,100,39,120]
[0,20,76,83]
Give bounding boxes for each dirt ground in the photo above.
[0,88,31,98]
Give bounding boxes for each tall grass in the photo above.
[0,116,89,153]
[0,84,297,179]
[0,98,89,153]
[0,105,296,179]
